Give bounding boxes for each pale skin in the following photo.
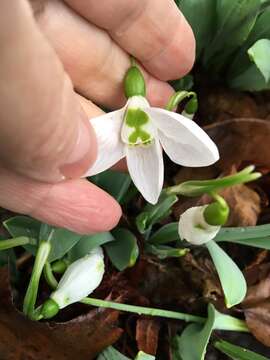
[0,0,195,234]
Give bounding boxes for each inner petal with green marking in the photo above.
[121,107,155,146]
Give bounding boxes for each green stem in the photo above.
[80,297,248,331]
[44,262,58,290]
[23,241,51,319]
[166,165,261,197]
[0,236,33,251]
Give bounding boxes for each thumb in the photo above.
[0,0,97,182]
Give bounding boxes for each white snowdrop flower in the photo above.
[51,247,104,309]
[85,95,219,204]
[178,206,221,245]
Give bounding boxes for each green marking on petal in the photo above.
[124,108,152,145]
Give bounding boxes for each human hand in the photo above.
[0,0,195,234]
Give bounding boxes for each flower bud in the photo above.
[124,66,146,98]
[50,247,104,309]
[185,95,198,115]
[178,206,220,245]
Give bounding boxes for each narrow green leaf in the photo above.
[206,241,247,308]
[136,193,178,234]
[248,39,270,81]
[149,222,179,244]
[229,63,270,91]
[90,170,131,203]
[214,224,270,249]
[68,232,114,262]
[135,351,155,360]
[105,228,139,271]
[204,0,260,67]
[145,244,188,259]
[176,0,216,58]
[97,346,130,360]
[172,304,248,360]
[214,339,269,360]
[173,304,216,360]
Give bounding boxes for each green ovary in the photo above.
[125,108,152,145]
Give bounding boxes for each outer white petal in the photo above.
[84,109,125,176]
[145,108,219,167]
[126,139,164,204]
[178,206,220,245]
[51,247,104,308]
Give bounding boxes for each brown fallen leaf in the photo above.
[136,317,160,356]
[0,267,122,360]
[242,265,270,346]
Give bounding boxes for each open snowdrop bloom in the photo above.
[41,247,104,318]
[85,66,219,204]
[178,205,221,245]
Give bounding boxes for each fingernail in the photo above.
[59,110,97,179]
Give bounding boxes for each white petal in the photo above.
[145,108,219,166]
[126,139,164,204]
[84,110,125,176]
[51,247,104,308]
[178,206,220,245]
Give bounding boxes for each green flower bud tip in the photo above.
[51,259,69,274]
[185,96,198,114]
[204,200,229,226]
[124,66,146,98]
[41,298,59,319]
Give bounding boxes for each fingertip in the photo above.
[146,77,174,107]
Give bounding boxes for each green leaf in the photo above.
[204,0,261,67]
[149,222,179,244]
[145,244,188,259]
[215,224,270,249]
[135,351,155,360]
[170,75,194,92]
[228,8,270,78]
[90,170,131,203]
[173,304,216,360]
[177,0,216,58]
[214,339,269,360]
[68,232,114,262]
[229,63,270,91]
[4,216,41,254]
[172,304,248,360]
[105,228,139,271]
[97,346,130,360]
[38,224,82,263]
[248,39,270,81]
[206,240,247,308]
[136,193,178,234]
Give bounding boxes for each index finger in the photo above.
[63,0,195,81]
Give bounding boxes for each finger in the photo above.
[0,0,97,182]
[35,0,174,109]
[64,0,196,80]
[0,166,121,234]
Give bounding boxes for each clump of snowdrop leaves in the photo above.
[85,64,219,204]
[41,247,104,319]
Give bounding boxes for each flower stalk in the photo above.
[23,241,51,319]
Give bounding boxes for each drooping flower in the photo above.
[85,66,219,204]
[178,205,221,245]
[42,247,104,318]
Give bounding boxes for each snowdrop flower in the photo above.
[178,206,221,245]
[85,66,219,204]
[41,247,104,318]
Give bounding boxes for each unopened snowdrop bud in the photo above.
[124,66,146,98]
[178,206,221,245]
[42,247,104,318]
